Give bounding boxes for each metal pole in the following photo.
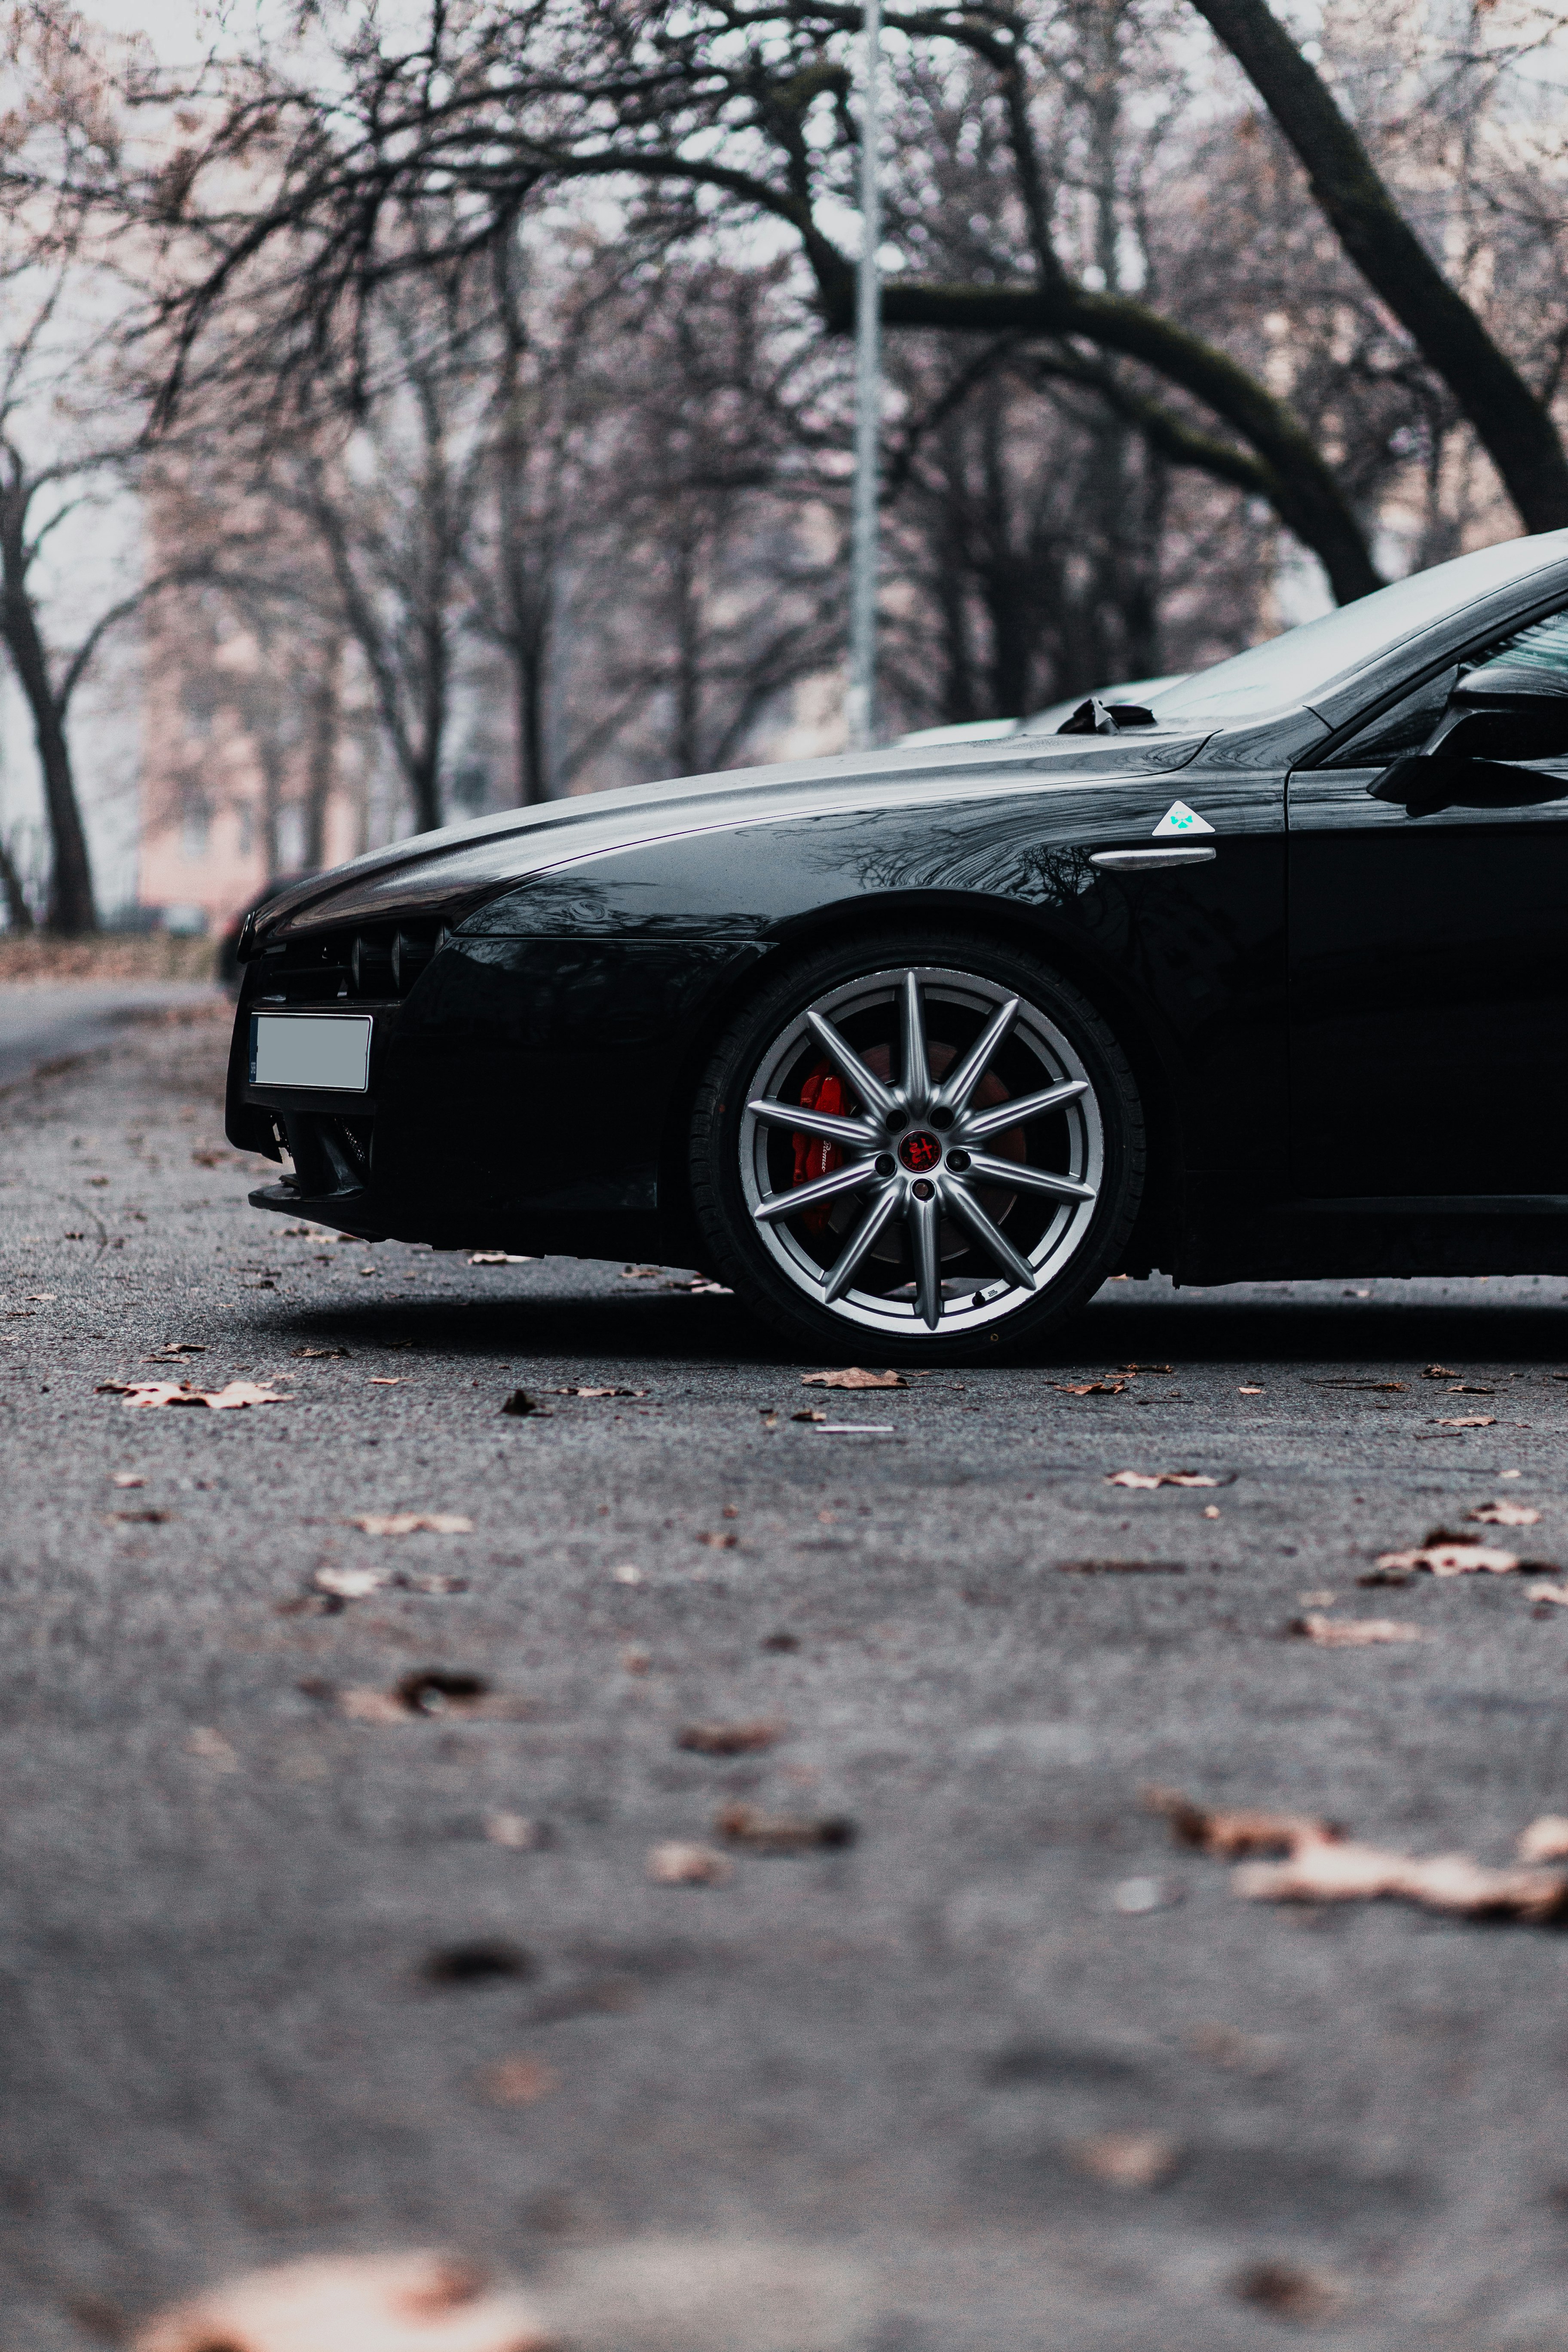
[844,0,882,753]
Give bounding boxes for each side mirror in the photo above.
[1369,652,1568,810]
[1056,698,1156,735]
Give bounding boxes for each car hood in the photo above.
[254,724,1214,943]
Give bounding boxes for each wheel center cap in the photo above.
[898,1130,941,1173]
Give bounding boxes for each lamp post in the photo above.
[843,0,882,753]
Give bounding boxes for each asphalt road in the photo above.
[0,982,220,1090]
[6,998,1568,2351]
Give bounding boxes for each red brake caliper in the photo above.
[792,1065,845,1234]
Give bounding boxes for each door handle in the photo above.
[1090,846,1217,870]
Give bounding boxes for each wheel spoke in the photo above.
[938,1174,1038,1292]
[754,1159,879,1225]
[746,1096,881,1149]
[965,1148,1096,1203]
[821,1182,903,1302]
[960,1078,1089,1143]
[909,1184,943,1328]
[899,971,931,1112]
[804,1010,899,1123]
[932,995,1019,1117]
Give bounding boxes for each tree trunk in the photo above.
[0,833,32,933]
[0,487,97,933]
[303,635,342,869]
[1188,0,1568,533]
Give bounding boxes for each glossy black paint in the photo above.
[228,538,1568,1284]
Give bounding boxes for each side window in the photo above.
[1327,668,1457,768]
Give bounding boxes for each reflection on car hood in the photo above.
[255,725,1211,941]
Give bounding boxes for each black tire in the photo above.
[689,929,1145,1364]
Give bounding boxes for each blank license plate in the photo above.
[251,1014,372,1093]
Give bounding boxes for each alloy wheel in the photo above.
[738,963,1104,1338]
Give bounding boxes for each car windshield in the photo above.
[1147,535,1568,724]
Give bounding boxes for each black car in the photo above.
[227,530,1568,1361]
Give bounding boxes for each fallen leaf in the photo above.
[1372,1542,1518,1578]
[1105,1470,1229,1490]
[316,1567,384,1599]
[1144,1787,1343,1857]
[557,1385,646,1400]
[1310,1376,1406,1390]
[695,1531,738,1550]
[107,1507,171,1525]
[801,1367,908,1390]
[1154,1788,1568,1922]
[1057,1558,1185,1575]
[186,1727,239,1770]
[1231,2260,1341,2322]
[648,1841,732,1885]
[399,1572,467,1595]
[1527,1581,1568,1608]
[1423,1364,1458,1379]
[349,1513,473,1536]
[1467,1499,1541,1527]
[468,1251,535,1265]
[1290,1611,1427,1646]
[1053,1379,1128,1396]
[1433,1415,1497,1428]
[479,2056,560,2105]
[677,1719,784,1755]
[339,1688,407,1724]
[1446,1384,1494,1394]
[111,1473,145,1488]
[398,1670,488,1713]
[1203,1504,1221,1519]
[1121,1362,1173,1374]
[807,1422,898,1436]
[369,1376,407,1386]
[1238,1385,1264,1396]
[422,1941,532,1986]
[611,1563,642,1584]
[1519,1816,1568,1863]
[131,2251,552,2352]
[147,1340,206,1360]
[485,1813,547,1850]
[791,1408,828,1423]
[500,1389,551,1418]
[714,1802,856,1853]
[98,1380,292,1411]
[1071,2131,1179,2189]
[293,1346,350,1360]
[665,1275,732,1293]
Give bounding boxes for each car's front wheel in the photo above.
[689,932,1145,1362]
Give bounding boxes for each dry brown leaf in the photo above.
[1234,1839,1568,1919]
[1071,2131,1179,2189]
[557,1384,646,1400]
[1232,2261,1341,2322]
[800,1367,908,1390]
[1058,1557,1185,1575]
[1422,1364,1458,1379]
[1238,1385,1264,1396]
[316,1567,384,1599]
[1433,1415,1497,1428]
[647,1841,732,1885]
[714,1802,856,1853]
[695,1530,738,1550]
[294,1346,350,1360]
[98,1379,292,1411]
[1467,1499,1541,1527]
[469,1252,535,1265]
[1311,1377,1406,1390]
[479,2056,561,2105]
[110,1473,145,1488]
[1105,1470,1226,1490]
[1054,1379,1128,1396]
[1122,1362,1173,1374]
[369,1375,407,1387]
[186,1727,239,1771]
[1155,1787,1568,1921]
[791,1407,828,1423]
[132,2251,552,2352]
[1518,1816,1568,1863]
[1144,1787,1341,1857]
[677,1719,784,1755]
[1290,1611,1427,1647]
[349,1513,473,1536]
[1373,1543,1518,1578]
[340,1688,407,1724]
[1528,1582,1568,1608]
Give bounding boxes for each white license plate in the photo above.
[251,1013,372,1093]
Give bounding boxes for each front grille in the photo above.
[251,919,447,1006]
